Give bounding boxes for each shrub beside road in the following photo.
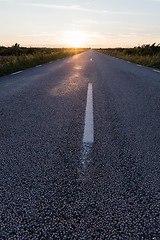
[0,44,89,76]
[95,43,160,70]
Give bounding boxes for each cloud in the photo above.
[19,32,56,38]
[80,19,99,24]
[27,3,142,15]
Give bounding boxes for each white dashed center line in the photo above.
[79,83,94,174]
[83,83,94,143]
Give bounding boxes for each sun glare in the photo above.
[66,31,85,48]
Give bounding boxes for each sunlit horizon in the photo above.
[1,0,160,48]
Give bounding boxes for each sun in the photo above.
[66,31,85,48]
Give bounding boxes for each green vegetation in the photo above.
[0,44,89,76]
[95,43,160,69]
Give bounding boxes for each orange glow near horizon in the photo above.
[65,31,86,48]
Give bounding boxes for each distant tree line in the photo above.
[0,44,90,56]
[101,43,160,56]
[0,43,63,56]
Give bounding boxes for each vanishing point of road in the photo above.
[1,50,160,239]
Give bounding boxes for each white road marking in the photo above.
[36,65,42,68]
[137,64,142,67]
[83,83,94,143]
[153,69,160,73]
[79,83,94,173]
[11,71,23,75]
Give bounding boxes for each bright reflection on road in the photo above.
[50,56,84,96]
[74,66,82,70]
[50,73,80,96]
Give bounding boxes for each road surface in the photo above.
[1,50,160,239]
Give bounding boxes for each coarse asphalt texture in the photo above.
[0,50,160,239]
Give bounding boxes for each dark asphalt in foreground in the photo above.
[0,50,160,239]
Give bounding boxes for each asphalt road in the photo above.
[0,50,160,239]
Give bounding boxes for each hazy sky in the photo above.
[0,0,160,48]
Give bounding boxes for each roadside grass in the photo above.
[95,44,160,70]
[0,47,88,77]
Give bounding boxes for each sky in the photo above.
[0,0,160,48]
